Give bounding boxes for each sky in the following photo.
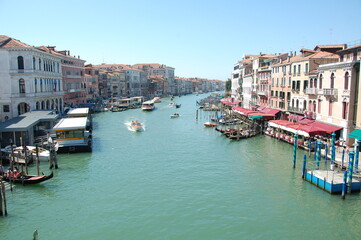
[1,0,361,80]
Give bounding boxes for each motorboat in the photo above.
[1,145,50,161]
[176,104,181,108]
[142,100,155,111]
[204,122,217,127]
[131,121,143,132]
[170,113,180,118]
[169,102,176,107]
[152,97,161,103]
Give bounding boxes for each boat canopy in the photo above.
[53,117,88,130]
[67,108,89,117]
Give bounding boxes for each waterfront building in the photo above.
[231,62,241,99]
[270,54,293,112]
[84,65,99,101]
[133,64,175,95]
[240,56,256,109]
[94,64,148,98]
[0,35,64,123]
[39,47,86,107]
[316,44,361,144]
[289,48,339,117]
[249,54,277,109]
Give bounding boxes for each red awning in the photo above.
[311,121,343,134]
[220,98,238,106]
[259,107,280,116]
[232,106,258,116]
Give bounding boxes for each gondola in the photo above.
[2,171,53,185]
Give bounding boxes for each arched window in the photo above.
[36,101,40,110]
[17,56,24,70]
[318,99,322,114]
[40,79,43,92]
[33,57,36,70]
[46,100,50,109]
[39,59,41,70]
[19,79,25,93]
[330,73,335,89]
[344,72,349,90]
[329,100,333,116]
[313,101,316,112]
[41,101,45,109]
[303,100,307,111]
[34,78,37,93]
[319,74,323,89]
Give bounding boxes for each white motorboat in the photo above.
[142,100,155,111]
[170,113,180,118]
[131,121,143,131]
[1,145,50,161]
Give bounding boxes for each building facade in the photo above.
[0,35,64,122]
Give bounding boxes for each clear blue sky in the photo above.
[1,0,360,80]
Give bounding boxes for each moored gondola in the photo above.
[2,171,53,185]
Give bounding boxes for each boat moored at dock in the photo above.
[52,117,92,153]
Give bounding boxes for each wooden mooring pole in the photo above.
[0,181,8,216]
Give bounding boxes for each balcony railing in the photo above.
[323,88,338,96]
[10,69,62,77]
[287,106,305,114]
[257,91,267,96]
[305,88,318,95]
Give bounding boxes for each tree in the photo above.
[225,78,231,97]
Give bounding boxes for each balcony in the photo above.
[257,91,267,96]
[10,69,62,77]
[66,74,82,79]
[305,88,319,95]
[287,106,305,114]
[12,91,64,98]
[323,88,338,96]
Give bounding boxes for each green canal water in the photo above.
[1,93,361,239]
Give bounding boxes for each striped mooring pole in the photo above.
[331,132,336,170]
[347,151,355,194]
[324,143,329,163]
[341,148,345,169]
[293,134,298,168]
[354,140,360,173]
[302,154,307,178]
[316,141,321,170]
[342,170,347,199]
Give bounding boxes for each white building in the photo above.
[0,35,64,123]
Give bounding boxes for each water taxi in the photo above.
[142,100,155,111]
[131,121,143,132]
[52,117,92,153]
[152,97,161,103]
[170,113,180,118]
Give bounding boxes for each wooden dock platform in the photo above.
[305,170,361,194]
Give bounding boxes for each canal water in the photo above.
[1,93,361,239]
